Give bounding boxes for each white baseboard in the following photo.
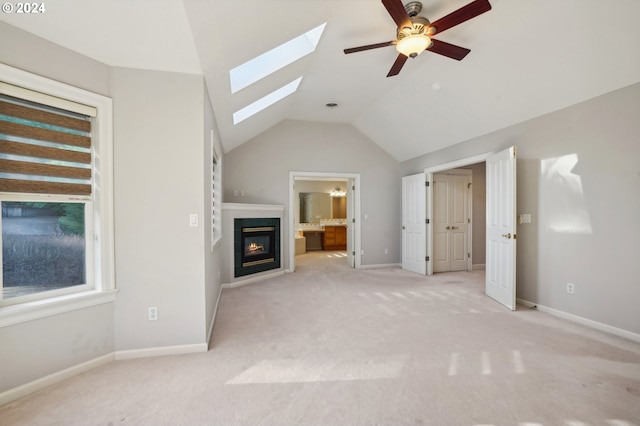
[114,343,208,360]
[517,298,640,344]
[0,353,114,406]
[222,270,285,289]
[472,263,486,271]
[207,284,223,347]
[360,263,402,270]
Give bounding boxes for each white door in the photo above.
[346,179,355,268]
[486,146,517,310]
[433,173,470,272]
[402,173,426,275]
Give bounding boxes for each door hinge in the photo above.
[425,181,429,187]
[468,182,472,189]
[426,218,429,224]
[352,218,355,223]
[425,256,430,262]
[352,251,356,256]
[513,146,517,158]
[352,185,355,191]
[468,253,470,258]
[468,218,471,223]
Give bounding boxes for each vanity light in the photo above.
[330,187,346,197]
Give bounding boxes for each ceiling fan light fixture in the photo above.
[396,34,431,58]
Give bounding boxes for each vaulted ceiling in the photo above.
[3,0,640,161]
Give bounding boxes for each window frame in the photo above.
[0,63,116,327]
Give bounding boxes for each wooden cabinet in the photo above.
[323,225,347,250]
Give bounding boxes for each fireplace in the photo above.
[234,218,280,277]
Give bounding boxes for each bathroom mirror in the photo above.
[299,192,330,223]
[299,192,347,223]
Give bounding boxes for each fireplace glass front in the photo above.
[234,218,280,277]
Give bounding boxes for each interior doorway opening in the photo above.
[432,165,486,274]
[425,153,492,276]
[288,171,361,273]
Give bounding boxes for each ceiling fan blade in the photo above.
[427,39,471,61]
[428,0,491,35]
[387,54,408,77]
[382,0,412,29]
[344,41,396,55]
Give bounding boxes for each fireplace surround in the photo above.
[221,203,284,286]
[234,217,280,277]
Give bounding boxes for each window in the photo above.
[211,129,222,249]
[229,23,326,94]
[229,22,326,124]
[0,64,114,321]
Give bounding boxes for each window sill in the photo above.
[0,289,118,328]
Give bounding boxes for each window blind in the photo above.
[0,94,92,196]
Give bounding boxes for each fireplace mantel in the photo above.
[221,203,284,287]
[222,203,284,212]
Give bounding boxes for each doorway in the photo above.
[288,171,361,273]
[423,148,517,310]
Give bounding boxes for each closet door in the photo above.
[433,173,470,272]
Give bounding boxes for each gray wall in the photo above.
[470,162,486,265]
[111,67,209,351]
[223,120,402,267]
[203,85,224,340]
[402,82,640,335]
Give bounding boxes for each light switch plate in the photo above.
[189,213,198,227]
[519,213,531,224]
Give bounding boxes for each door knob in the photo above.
[451,226,459,230]
[402,226,405,230]
[445,226,451,230]
[502,233,512,239]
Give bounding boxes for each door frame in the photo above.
[425,152,493,275]
[288,171,362,272]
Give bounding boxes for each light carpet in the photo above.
[2,250,639,425]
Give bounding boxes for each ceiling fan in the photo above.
[344,0,491,77]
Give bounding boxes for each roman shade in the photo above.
[0,84,94,196]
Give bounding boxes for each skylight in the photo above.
[229,23,326,94]
[233,77,302,125]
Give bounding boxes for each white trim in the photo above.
[114,343,208,360]
[0,79,97,117]
[0,290,117,328]
[517,298,640,344]
[425,152,493,276]
[222,203,285,212]
[222,270,285,289]
[289,171,361,272]
[361,263,402,269]
[207,284,224,346]
[0,353,114,406]
[424,152,493,174]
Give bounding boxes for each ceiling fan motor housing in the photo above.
[404,1,423,17]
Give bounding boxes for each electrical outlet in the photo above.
[566,283,575,294]
[148,307,158,321]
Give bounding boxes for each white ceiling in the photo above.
[3,0,640,161]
